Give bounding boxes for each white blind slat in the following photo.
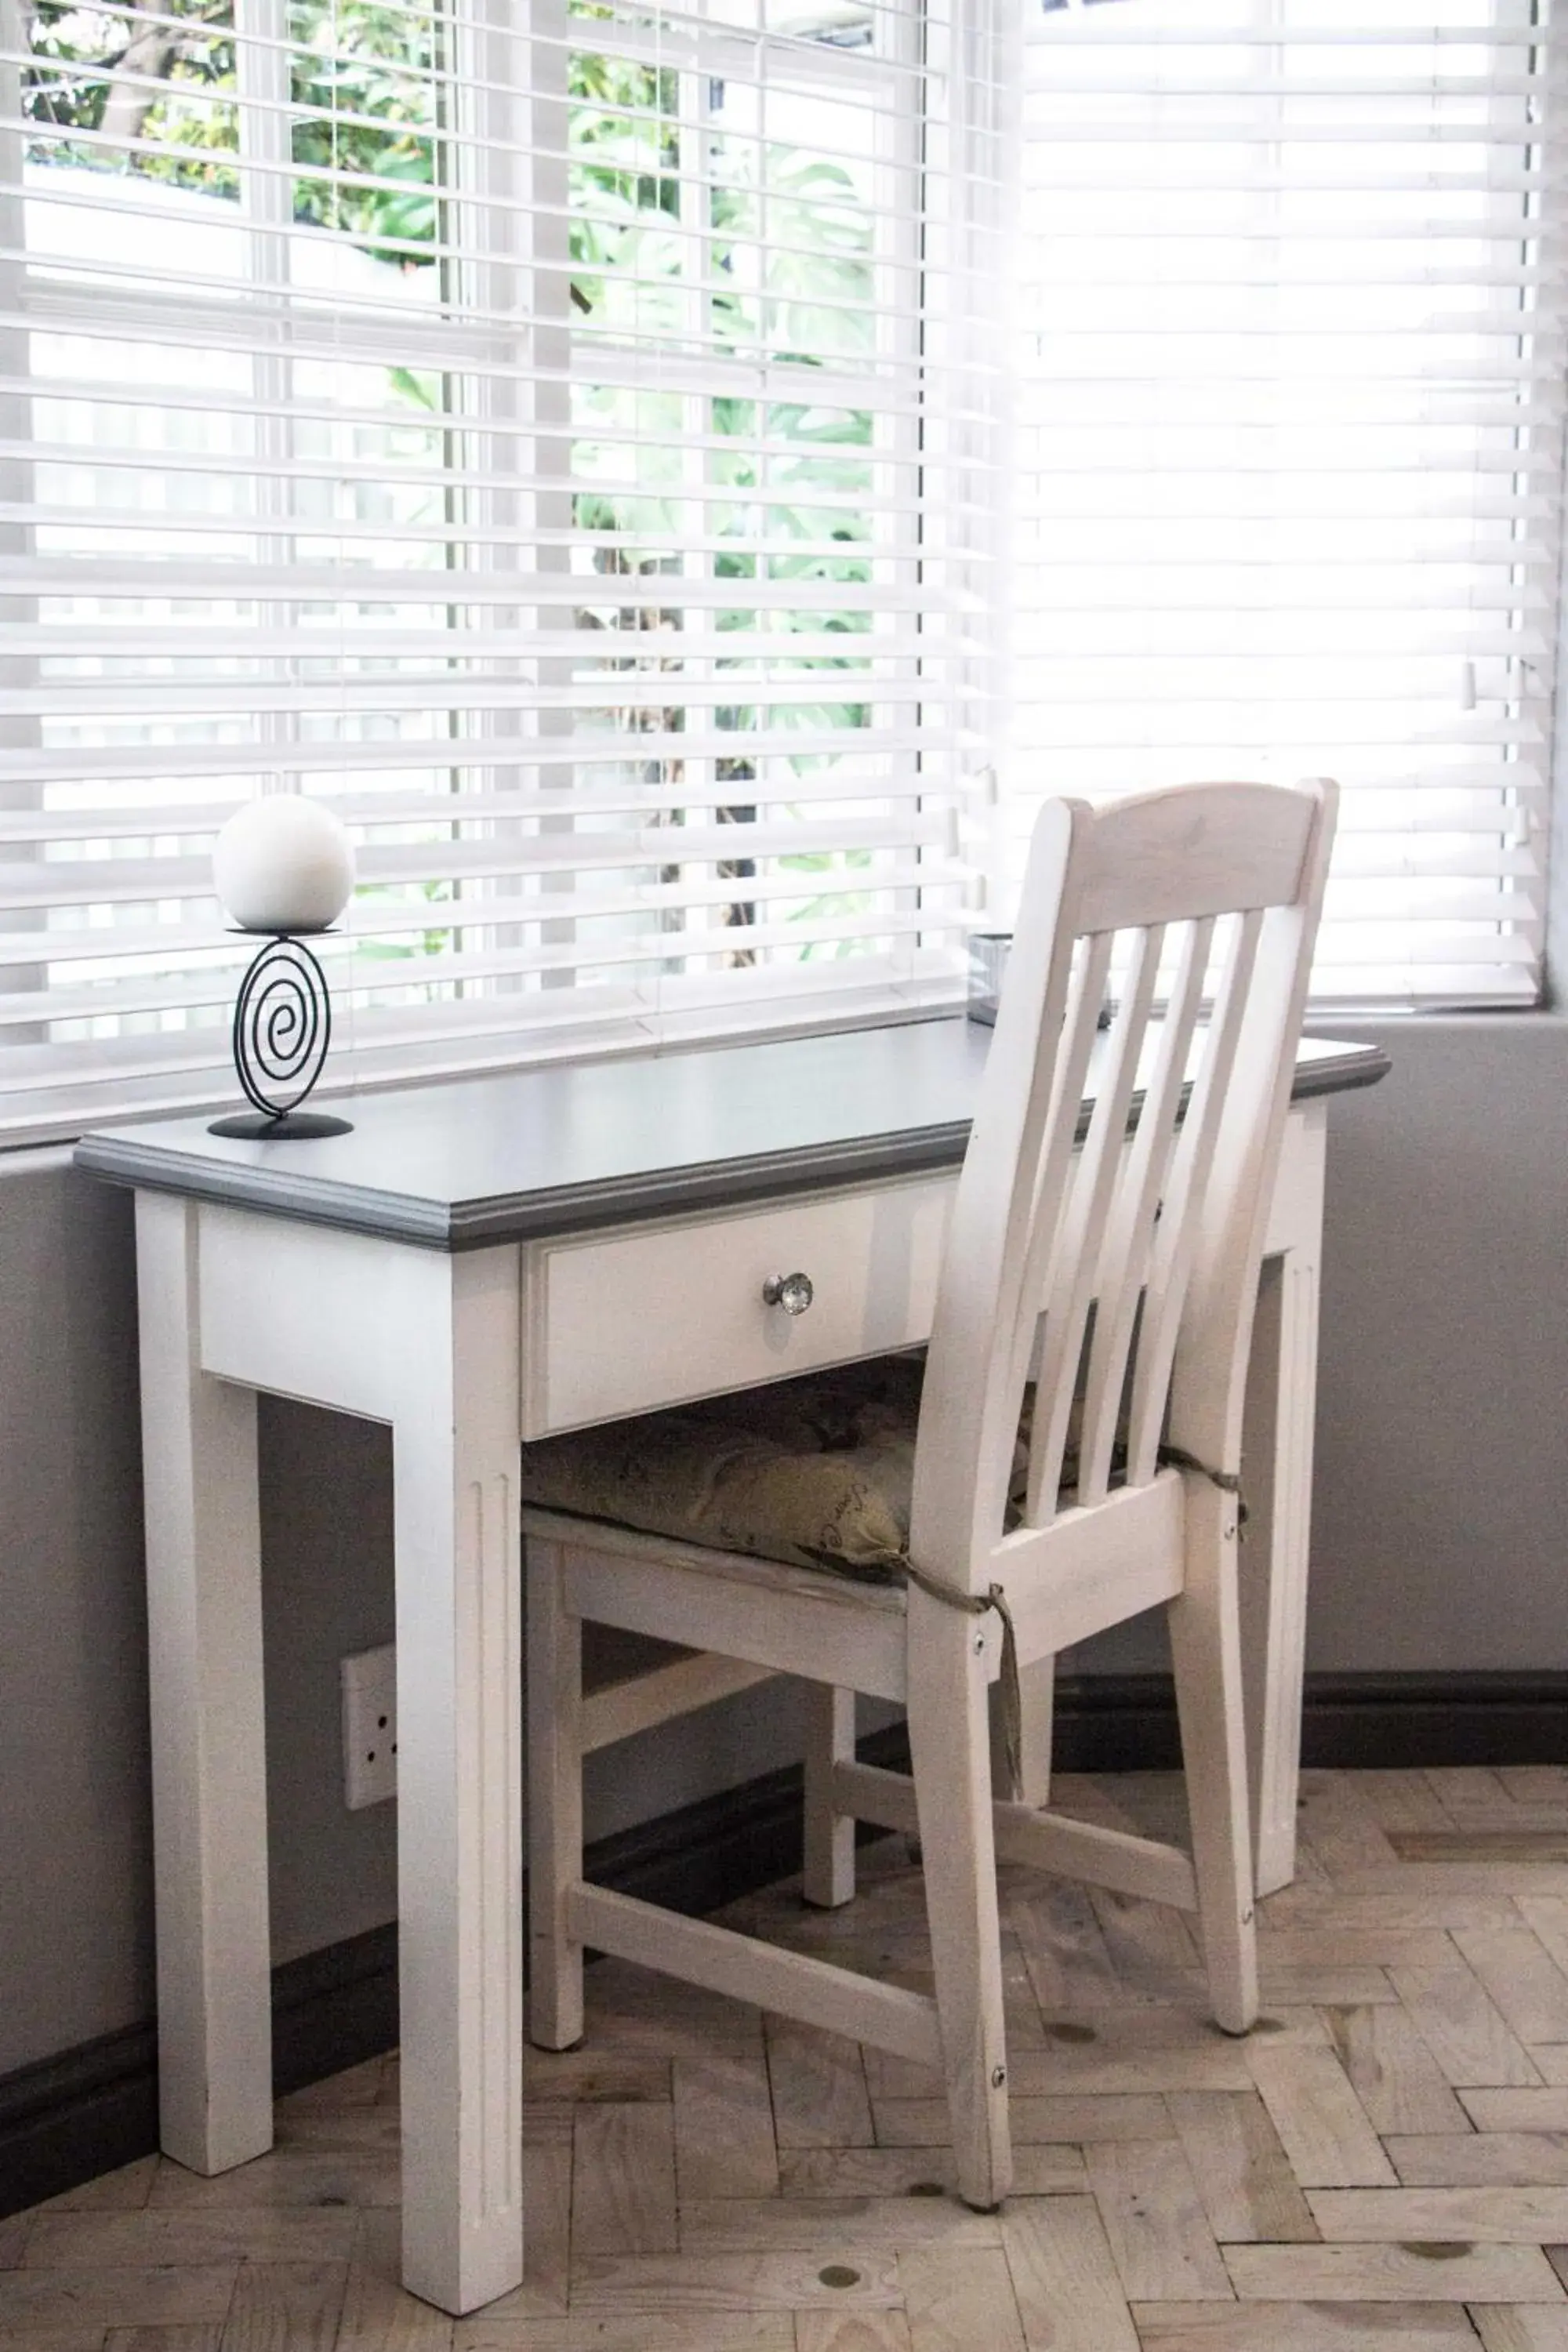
[0,724,952,788]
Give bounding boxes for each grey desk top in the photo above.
[74,1017,1390,1252]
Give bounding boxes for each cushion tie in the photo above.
[898,1561,1024,1802]
[896,1444,1243,1809]
[1157,1445,1249,1528]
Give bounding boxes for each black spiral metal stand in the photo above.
[209,932,354,1141]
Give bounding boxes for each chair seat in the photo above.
[514,1356,1109,1587]
[517,1352,945,1584]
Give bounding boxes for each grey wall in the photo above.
[1307,1014,1568,1673]
[0,1158,148,2074]
[5,1016,1568,2072]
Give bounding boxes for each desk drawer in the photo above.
[520,1174,954,1439]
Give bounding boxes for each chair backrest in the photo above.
[909,779,1338,1594]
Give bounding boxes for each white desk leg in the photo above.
[136,1192,272,2176]
[391,1247,524,2316]
[1244,1112,1326,1897]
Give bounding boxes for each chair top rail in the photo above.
[1075,780,1321,935]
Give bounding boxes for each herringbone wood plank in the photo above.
[1082,2143,1231,2300]
[1388,2136,1568,2187]
[217,2260,347,2352]
[795,2314,915,2352]
[999,2197,1138,2352]
[1165,2090,1319,2242]
[1472,2311,1568,2351]
[1133,2304,1476,2349]
[1325,2001,1472,2136]
[897,2248,1026,2352]
[457,2320,793,2350]
[570,2104,677,2259]
[673,2055,780,2201]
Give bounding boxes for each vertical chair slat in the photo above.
[1076,914,1214,1507]
[1124,906,1265,1486]
[1014,932,1118,1372]
[993,929,1114,1524]
[1025,923,1163,1525]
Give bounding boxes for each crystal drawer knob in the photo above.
[763,1271,815,1316]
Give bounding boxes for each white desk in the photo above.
[77,1015,1386,2315]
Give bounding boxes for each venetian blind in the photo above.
[1009,0,1561,1008]
[0,0,1007,1143]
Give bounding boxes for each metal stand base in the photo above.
[208,1111,354,1141]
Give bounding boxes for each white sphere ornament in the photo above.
[213,797,355,935]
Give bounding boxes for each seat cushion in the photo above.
[518,1352,970,1582]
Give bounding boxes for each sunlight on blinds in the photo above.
[1010,0,1559,1009]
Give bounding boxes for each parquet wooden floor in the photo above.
[9,1768,1568,2348]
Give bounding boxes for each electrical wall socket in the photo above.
[341,1644,397,1810]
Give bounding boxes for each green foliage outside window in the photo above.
[20,0,890,967]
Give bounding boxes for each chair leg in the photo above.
[803,1684,857,1909]
[906,1588,1012,2210]
[1168,1483,1259,2037]
[526,1537,585,2050]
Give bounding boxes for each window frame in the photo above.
[0,0,993,1146]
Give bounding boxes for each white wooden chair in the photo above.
[522,778,1338,2209]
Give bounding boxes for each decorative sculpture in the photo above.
[209,797,356,1140]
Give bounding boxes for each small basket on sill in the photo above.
[966,932,1011,1027]
[967,933,1112,1032]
